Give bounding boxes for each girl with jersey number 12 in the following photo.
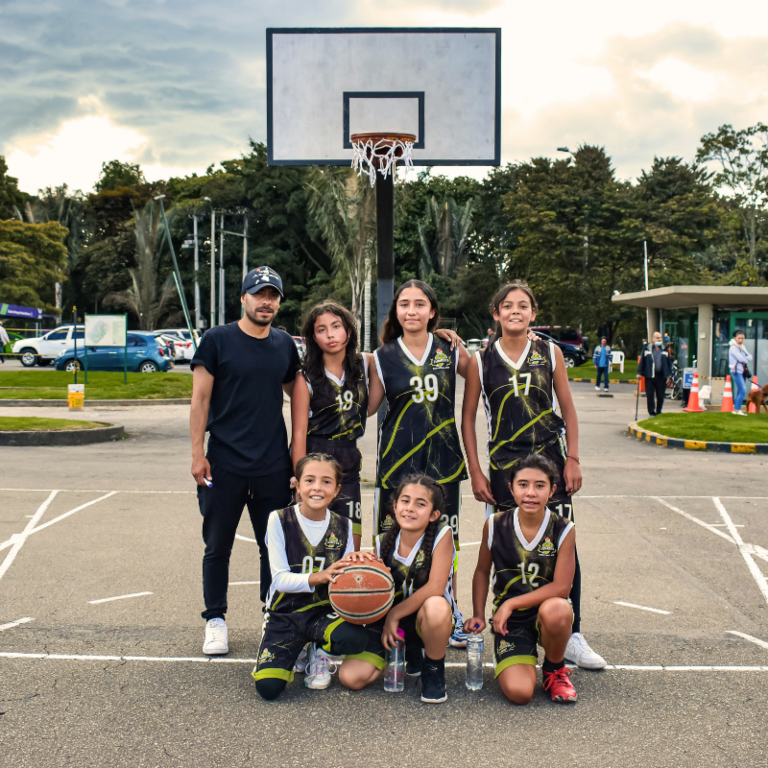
[461,280,605,670]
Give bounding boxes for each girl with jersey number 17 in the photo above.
[462,280,605,670]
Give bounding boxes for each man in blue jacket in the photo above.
[638,331,673,417]
[592,337,611,391]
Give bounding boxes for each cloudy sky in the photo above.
[2,0,767,194]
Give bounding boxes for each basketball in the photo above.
[329,560,395,625]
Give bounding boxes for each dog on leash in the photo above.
[746,383,768,414]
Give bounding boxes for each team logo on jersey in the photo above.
[382,514,394,530]
[429,348,452,370]
[414,549,425,568]
[258,648,275,666]
[497,639,516,655]
[527,351,547,367]
[325,532,342,550]
[537,536,556,556]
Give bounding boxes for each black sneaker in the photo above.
[405,646,423,677]
[420,658,447,704]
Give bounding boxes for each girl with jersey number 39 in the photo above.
[461,280,605,670]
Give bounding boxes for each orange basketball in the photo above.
[329,560,395,625]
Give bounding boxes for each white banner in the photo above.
[85,315,126,347]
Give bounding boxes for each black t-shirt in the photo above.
[191,323,300,476]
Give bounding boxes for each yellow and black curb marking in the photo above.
[627,422,768,454]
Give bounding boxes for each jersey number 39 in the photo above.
[411,374,438,403]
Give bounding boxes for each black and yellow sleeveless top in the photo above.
[374,334,467,488]
[305,357,368,442]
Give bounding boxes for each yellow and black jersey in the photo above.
[489,507,573,625]
[374,334,467,489]
[478,339,566,472]
[266,505,350,614]
[304,356,368,442]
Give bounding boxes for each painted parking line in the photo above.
[88,591,153,605]
[614,601,671,615]
[727,631,768,651]
[229,581,260,586]
[0,617,35,632]
[0,490,58,580]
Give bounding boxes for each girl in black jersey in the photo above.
[368,280,470,647]
[462,280,605,671]
[339,474,457,704]
[292,302,371,550]
[465,455,578,704]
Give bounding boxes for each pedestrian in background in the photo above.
[729,330,752,416]
[0,321,9,363]
[592,337,611,391]
[638,331,672,417]
[485,327,494,346]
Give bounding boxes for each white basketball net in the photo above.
[351,136,414,187]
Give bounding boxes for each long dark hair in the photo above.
[301,301,364,393]
[378,474,446,590]
[380,280,441,345]
[488,280,538,343]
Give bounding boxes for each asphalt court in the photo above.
[1,383,768,766]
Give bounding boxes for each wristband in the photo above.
[567,455,580,464]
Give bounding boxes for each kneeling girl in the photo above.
[465,454,578,704]
[253,453,368,700]
[339,474,456,704]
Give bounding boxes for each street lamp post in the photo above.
[205,198,216,329]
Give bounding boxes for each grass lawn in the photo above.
[570,360,638,381]
[637,412,768,444]
[0,371,193,400]
[0,416,106,431]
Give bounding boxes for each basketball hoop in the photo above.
[351,133,416,187]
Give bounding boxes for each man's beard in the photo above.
[245,305,274,327]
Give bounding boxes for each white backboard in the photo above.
[267,28,501,166]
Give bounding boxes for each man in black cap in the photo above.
[190,266,301,655]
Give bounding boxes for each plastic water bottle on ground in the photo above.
[466,633,484,690]
[383,628,405,692]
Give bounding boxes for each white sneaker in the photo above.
[595,386,600,391]
[304,643,336,689]
[733,410,747,416]
[294,644,309,673]
[564,632,606,670]
[203,618,229,655]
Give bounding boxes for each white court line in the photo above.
[0,490,58,580]
[0,617,35,632]
[652,497,735,544]
[614,601,671,615]
[727,631,768,651]
[235,534,257,543]
[88,591,153,605]
[0,651,766,671]
[229,581,260,586]
[714,497,768,607]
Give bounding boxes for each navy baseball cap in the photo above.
[241,266,283,297]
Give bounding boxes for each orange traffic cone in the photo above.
[683,370,706,412]
[637,355,645,393]
[748,375,760,413]
[721,375,734,412]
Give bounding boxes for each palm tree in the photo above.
[305,168,376,334]
[418,196,476,278]
[105,200,174,330]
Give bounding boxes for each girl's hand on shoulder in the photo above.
[308,560,347,587]
[564,457,582,495]
[470,466,496,505]
[492,601,515,636]
[463,616,486,634]
[381,614,401,651]
[435,328,463,351]
[526,328,540,341]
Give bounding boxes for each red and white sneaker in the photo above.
[542,667,578,703]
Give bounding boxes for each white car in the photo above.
[12,325,85,367]
[155,328,199,361]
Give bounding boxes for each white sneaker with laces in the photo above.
[564,632,606,669]
[203,618,229,655]
[294,645,309,673]
[305,644,336,689]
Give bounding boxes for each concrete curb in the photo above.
[0,398,191,408]
[570,377,637,385]
[627,421,768,454]
[0,423,125,446]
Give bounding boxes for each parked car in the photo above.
[292,336,306,361]
[156,327,199,362]
[55,332,172,373]
[157,331,194,362]
[153,332,180,361]
[12,325,85,367]
[531,330,588,368]
[531,325,588,351]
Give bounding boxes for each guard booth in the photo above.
[612,286,768,404]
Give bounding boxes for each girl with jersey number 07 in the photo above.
[465,456,578,704]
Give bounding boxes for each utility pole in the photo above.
[219,214,225,326]
[192,215,201,331]
[205,198,216,329]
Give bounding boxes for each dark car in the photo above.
[531,331,588,368]
[55,332,172,373]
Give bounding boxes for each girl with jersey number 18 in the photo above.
[461,280,605,670]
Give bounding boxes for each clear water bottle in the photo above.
[466,634,484,690]
[383,628,405,692]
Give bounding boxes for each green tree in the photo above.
[95,160,146,193]
[0,156,28,220]
[0,220,67,311]
[417,196,476,278]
